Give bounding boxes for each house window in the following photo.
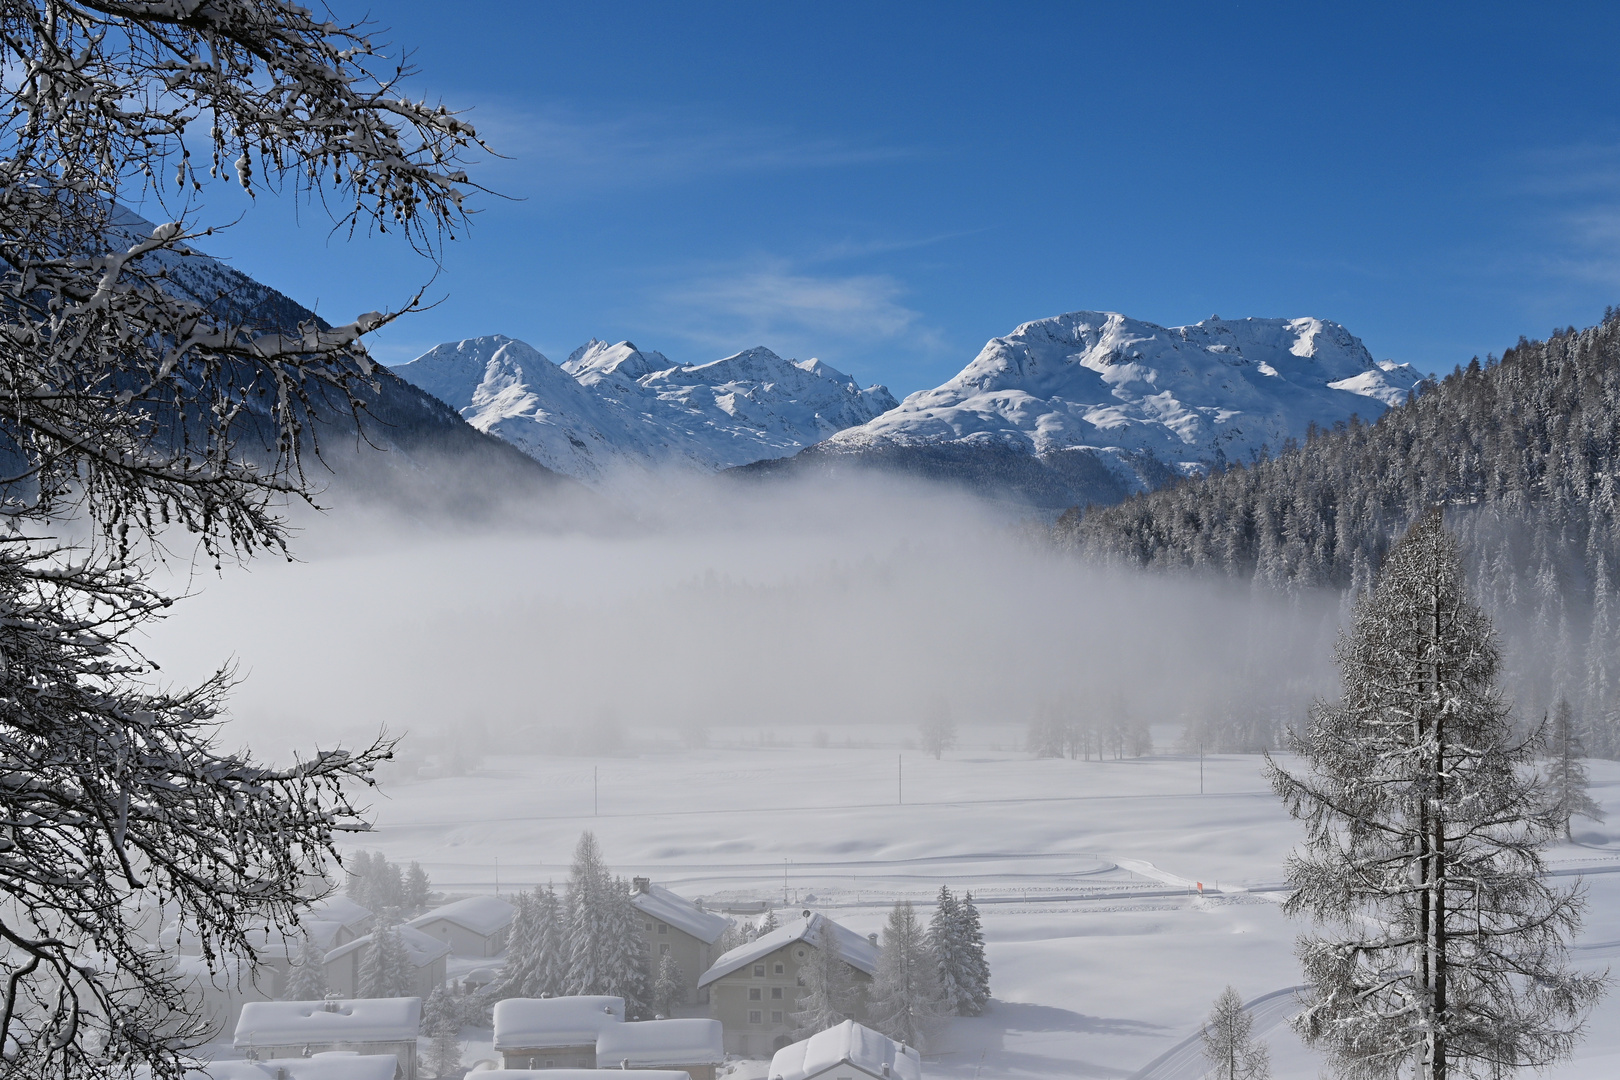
[771,1011,783,1024]
[771,987,783,999]
[749,988,762,1001]
[645,920,654,931]
[753,964,765,977]
[749,1011,763,1024]
[657,922,669,934]
[660,943,671,956]
[774,963,784,974]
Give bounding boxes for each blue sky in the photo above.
[191,1,1620,395]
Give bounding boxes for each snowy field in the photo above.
[349,732,1620,1080]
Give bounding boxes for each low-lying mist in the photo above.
[140,470,1347,767]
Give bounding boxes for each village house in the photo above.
[630,877,732,1007]
[310,894,376,944]
[323,925,451,1000]
[407,894,516,958]
[698,913,879,1058]
[234,998,422,1080]
[189,1052,400,1080]
[767,1020,923,1080]
[492,995,625,1069]
[596,1017,726,1080]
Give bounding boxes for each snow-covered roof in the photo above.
[463,1072,692,1080]
[698,914,878,988]
[630,884,731,945]
[408,895,515,938]
[768,1021,922,1080]
[308,894,373,931]
[162,917,346,958]
[596,1019,724,1067]
[189,1052,400,1080]
[324,923,452,969]
[234,998,422,1046]
[492,996,624,1050]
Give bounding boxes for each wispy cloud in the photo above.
[464,100,912,198]
[1504,141,1620,290]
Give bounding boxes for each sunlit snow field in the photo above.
[351,734,1620,1080]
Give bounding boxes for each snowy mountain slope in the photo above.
[393,335,898,483]
[827,312,1422,472]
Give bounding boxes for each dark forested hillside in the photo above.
[1056,310,1620,752]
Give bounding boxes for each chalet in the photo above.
[768,1021,923,1080]
[596,1017,726,1080]
[493,995,625,1069]
[698,913,879,1057]
[234,998,422,1080]
[407,895,515,958]
[630,878,731,1006]
[309,894,376,944]
[190,1053,400,1080]
[324,925,451,999]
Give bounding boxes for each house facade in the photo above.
[698,913,878,1058]
[596,1016,726,1080]
[323,925,450,1000]
[407,894,515,958]
[493,995,626,1069]
[630,878,731,1007]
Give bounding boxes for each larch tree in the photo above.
[0,2,484,1077]
[870,900,942,1051]
[282,932,329,1002]
[1267,509,1606,1080]
[919,700,957,759]
[1200,986,1269,1080]
[791,917,855,1038]
[1546,697,1604,841]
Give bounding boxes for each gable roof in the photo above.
[630,885,731,945]
[190,1053,400,1080]
[407,894,515,937]
[459,1073,692,1080]
[768,1021,923,1080]
[323,924,451,969]
[596,1018,725,1067]
[698,913,879,988]
[492,996,625,1050]
[234,998,422,1046]
[307,894,373,931]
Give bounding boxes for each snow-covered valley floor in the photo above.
[351,733,1620,1080]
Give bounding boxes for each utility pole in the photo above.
[594,766,599,816]
[495,856,500,895]
[898,754,903,805]
[1199,743,1204,795]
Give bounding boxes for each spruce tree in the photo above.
[1201,986,1269,1080]
[564,831,614,995]
[1547,697,1604,841]
[958,892,990,1014]
[358,918,413,999]
[605,876,649,1016]
[1267,509,1606,1080]
[928,887,971,1016]
[346,851,374,904]
[870,900,942,1050]
[791,917,854,1038]
[406,862,433,915]
[282,932,329,1001]
[653,953,684,1017]
[532,884,566,997]
[757,909,780,936]
[423,985,463,1078]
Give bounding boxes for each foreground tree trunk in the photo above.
[1267,508,1606,1080]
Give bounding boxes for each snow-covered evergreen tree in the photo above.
[1267,509,1606,1079]
[653,953,684,1017]
[423,985,463,1078]
[1201,986,1269,1080]
[406,862,433,915]
[282,932,329,1001]
[870,900,942,1050]
[345,851,374,904]
[1547,696,1604,841]
[928,887,971,1017]
[791,917,854,1038]
[958,892,990,1014]
[564,831,615,995]
[757,910,780,936]
[357,918,413,999]
[604,875,649,1016]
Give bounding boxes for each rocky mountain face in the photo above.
[741,311,1424,508]
[392,335,897,484]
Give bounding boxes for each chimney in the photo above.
[633,876,651,894]
[882,1065,891,1079]
[868,933,878,947]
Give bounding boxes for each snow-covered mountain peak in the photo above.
[562,339,674,386]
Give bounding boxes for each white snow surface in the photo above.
[308,894,372,932]
[234,998,421,1045]
[408,895,515,937]
[768,1020,923,1080]
[492,996,624,1049]
[631,883,732,944]
[324,923,451,968]
[190,1054,399,1080]
[699,913,879,986]
[595,1018,725,1067]
[824,311,1423,470]
[390,335,897,484]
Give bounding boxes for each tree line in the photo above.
[1057,309,1620,756]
